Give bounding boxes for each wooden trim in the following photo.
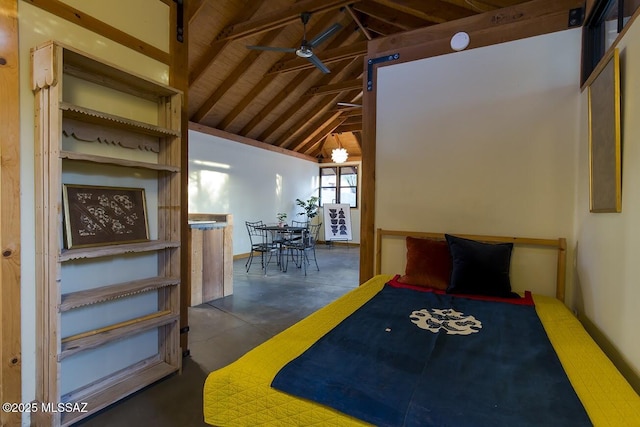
[581,6,640,91]
[368,0,584,60]
[169,0,191,357]
[189,122,318,163]
[0,0,22,425]
[24,0,171,64]
[375,229,567,302]
[360,0,584,282]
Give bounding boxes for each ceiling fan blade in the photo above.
[309,23,342,48]
[246,45,297,53]
[307,54,331,74]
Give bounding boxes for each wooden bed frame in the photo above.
[375,229,567,302]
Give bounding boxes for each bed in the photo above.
[203,230,640,426]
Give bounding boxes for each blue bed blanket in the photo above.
[271,283,591,427]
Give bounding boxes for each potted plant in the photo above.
[295,196,319,222]
[276,212,287,227]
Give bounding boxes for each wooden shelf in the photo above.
[33,40,183,426]
[59,311,179,360]
[60,240,180,262]
[60,359,178,426]
[60,150,179,172]
[61,102,180,137]
[60,276,180,312]
[62,42,180,101]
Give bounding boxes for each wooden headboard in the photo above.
[375,229,567,302]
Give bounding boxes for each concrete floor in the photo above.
[76,244,360,426]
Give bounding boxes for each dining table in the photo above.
[256,224,308,272]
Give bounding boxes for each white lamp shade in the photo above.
[331,147,348,163]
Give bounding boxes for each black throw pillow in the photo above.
[445,234,516,298]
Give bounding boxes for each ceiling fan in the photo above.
[246,12,342,74]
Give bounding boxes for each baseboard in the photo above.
[318,241,360,247]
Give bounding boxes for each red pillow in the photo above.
[397,236,452,290]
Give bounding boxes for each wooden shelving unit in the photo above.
[32,40,182,427]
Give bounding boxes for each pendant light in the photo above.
[331,134,348,163]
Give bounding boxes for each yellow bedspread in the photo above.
[203,275,640,426]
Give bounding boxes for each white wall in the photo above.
[375,29,582,297]
[189,129,322,255]
[574,17,640,389]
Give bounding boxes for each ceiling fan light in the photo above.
[296,46,313,58]
[331,148,348,163]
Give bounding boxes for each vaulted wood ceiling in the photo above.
[188,0,531,162]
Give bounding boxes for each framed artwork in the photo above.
[63,184,149,248]
[588,48,621,213]
[323,203,352,241]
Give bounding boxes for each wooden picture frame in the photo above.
[588,48,622,213]
[63,184,149,248]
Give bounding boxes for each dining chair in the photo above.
[286,220,309,244]
[285,222,321,275]
[245,220,278,273]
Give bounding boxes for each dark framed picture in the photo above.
[588,48,621,213]
[63,184,149,248]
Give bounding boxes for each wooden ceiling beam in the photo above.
[368,0,475,23]
[279,87,362,149]
[305,78,363,96]
[259,58,363,142]
[294,116,346,154]
[345,5,372,40]
[240,26,356,138]
[214,0,360,42]
[190,27,283,123]
[361,17,405,36]
[267,41,367,74]
[353,131,363,149]
[338,110,363,118]
[368,0,584,57]
[189,0,263,85]
[342,116,363,126]
[218,12,338,131]
[188,0,207,23]
[334,123,363,133]
[353,1,436,29]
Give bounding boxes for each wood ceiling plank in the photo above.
[360,17,405,36]
[278,87,361,149]
[258,57,362,142]
[189,0,263,85]
[244,27,357,139]
[305,78,363,96]
[369,0,476,23]
[218,12,337,131]
[338,110,363,118]
[214,0,361,42]
[353,131,363,149]
[267,41,367,74]
[188,0,207,24]
[346,5,372,40]
[191,27,283,123]
[353,1,436,29]
[296,116,346,154]
[334,123,363,133]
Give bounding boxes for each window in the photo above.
[319,165,358,207]
[583,0,640,84]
